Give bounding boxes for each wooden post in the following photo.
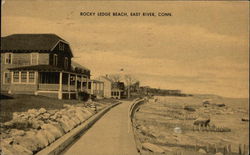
[34,71,39,95]
[80,75,83,91]
[243,144,246,155]
[228,144,231,154]
[75,74,77,91]
[239,144,242,155]
[68,73,71,99]
[58,72,63,99]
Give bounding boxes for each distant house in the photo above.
[0,34,91,99]
[96,75,125,99]
[111,82,125,99]
[96,75,112,98]
[90,80,104,99]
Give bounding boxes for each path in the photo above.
[62,101,139,155]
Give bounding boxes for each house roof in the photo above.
[1,34,73,56]
[71,61,90,71]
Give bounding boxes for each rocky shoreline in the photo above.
[0,101,110,155]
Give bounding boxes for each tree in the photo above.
[108,74,121,82]
[124,74,137,98]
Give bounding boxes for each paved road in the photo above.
[62,101,139,155]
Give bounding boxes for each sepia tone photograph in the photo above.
[0,0,249,155]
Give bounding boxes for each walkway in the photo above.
[62,101,139,155]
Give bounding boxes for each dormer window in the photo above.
[59,43,64,51]
[53,54,58,66]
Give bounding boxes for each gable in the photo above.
[51,40,73,57]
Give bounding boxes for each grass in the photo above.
[0,93,82,123]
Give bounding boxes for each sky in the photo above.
[1,0,249,98]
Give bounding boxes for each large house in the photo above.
[1,34,91,99]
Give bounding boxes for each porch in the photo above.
[37,71,90,99]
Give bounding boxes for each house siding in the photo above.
[39,53,50,65]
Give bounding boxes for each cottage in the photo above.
[1,34,91,99]
[90,80,104,99]
[96,75,112,98]
[96,75,125,99]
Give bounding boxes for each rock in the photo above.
[216,104,225,107]
[184,106,196,112]
[42,129,56,144]
[63,104,72,108]
[202,100,211,107]
[242,117,249,122]
[30,120,44,129]
[12,144,33,155]
[27,109,38,114]
[0,144,26,155]
[142,142,165,153]
[198,148,206,154]
[215,152,223,155]
[10,129,25,136]
[1,138,14,145]
[41,123,64,139]
[41,113,51,120]
[194,117,210,127]
[13,134,38,152]
[38,108,47,114]
[174,127,182,134]
[56,118,71,133]
[36,130,49,148]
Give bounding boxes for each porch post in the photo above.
[75,74,78,99]
[80,75,83,91]
[75,74,77,91]
[68,73,71,99]
[58,72,63,99]
[34,71,39,95]
[86,78,89,93]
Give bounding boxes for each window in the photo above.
[53,54,58,66]
[13,72,19,82]
[21,72,27,83]
[31,53,38,65]
[4,72,11,84]
[29,72,35,83]
[5,53,12,64]
[64,57,68,69]
[59,43,64,51]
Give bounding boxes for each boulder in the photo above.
[27,109,38,114]
[38,108,47,114]
[215,152,223,155]
[142,143,165,153]
[41,124,64,139]
[42,129,56,144]
[216,104,225,107]
[1,138,14,145]
[12,144,33,155]
[36,130,49,148]
[198,148,206,154]
[184,106,196,112]
[13,134,38,152]
[10,129,25,136]
[241,117,249,122]
[1,143,33,155]
[56,118,71,133]
[194,117,210,127]
[30,120,44,129]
